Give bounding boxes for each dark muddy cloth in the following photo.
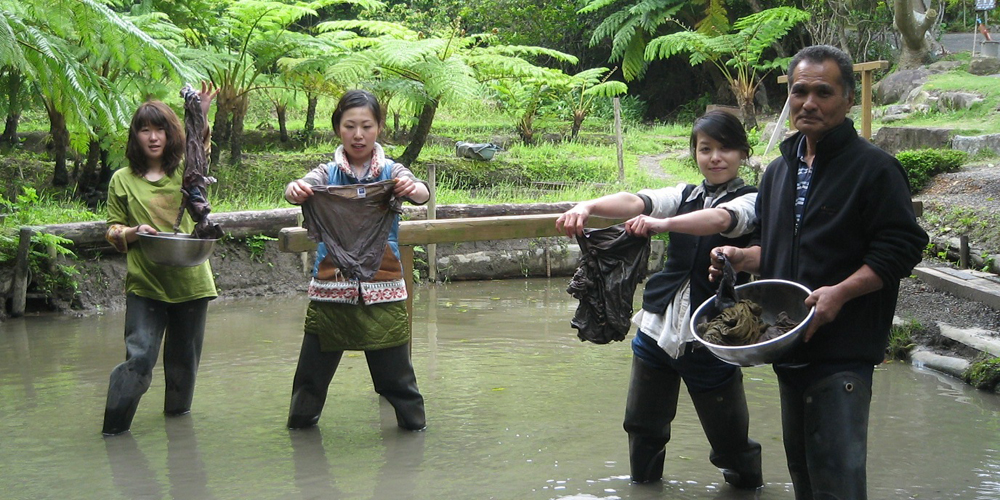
[697,300,798,346]
[176,84,221,239]
[714,252,739,310]
[566,225,651,344]
[301,180,402,282]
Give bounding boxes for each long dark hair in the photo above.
[331,89,384,130]
[689,110,752,159]
[125,101,185,177]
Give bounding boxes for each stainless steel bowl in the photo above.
[139,232,217,267]
[690,279,816,367]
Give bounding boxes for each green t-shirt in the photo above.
[106,168,217,303]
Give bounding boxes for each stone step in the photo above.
[913,266,1000,311]
[903,266,1000,379]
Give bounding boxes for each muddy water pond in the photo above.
[1,278,999,500]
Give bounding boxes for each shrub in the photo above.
[896,148,967,192]
[963,356,1000,392]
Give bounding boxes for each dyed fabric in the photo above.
[178,84,221,239]
[567,224,651,344]
[301,180,402,283]
[304,299,410,351]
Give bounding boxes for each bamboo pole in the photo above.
[427,163,437,283]
[614,97,624,182]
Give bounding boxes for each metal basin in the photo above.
[139,232,217,267]
[690,279,815,367]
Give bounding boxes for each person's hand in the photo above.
[393,176,419,199]
[136,224,157,236]
[801,285,848,342]
[556,205,591,237]
[708,246,744,282]
[624,214,668,237]
[198,80,218,118]
[285,180,314,204]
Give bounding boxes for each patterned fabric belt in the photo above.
[308,278,407,305]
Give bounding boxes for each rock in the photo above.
[927,60,963,72]
[872,126,953,155]
[951,133,1000,156]
[874,68,931,105]
[937,91,985,111]
[968,57,1000,76]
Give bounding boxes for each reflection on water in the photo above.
[1,278,999,499]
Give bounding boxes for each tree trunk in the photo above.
[894,0,937,69]
[229,95,248,165]
[304,94,318,134]
[399,100,437,166]
[212,93,233,165]
[76,139,102,208]
[571,110,585,140]
[1,72,23,149]
[45,102,70,186]
[276,104,289,142]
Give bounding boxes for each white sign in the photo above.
[976,0,996,11]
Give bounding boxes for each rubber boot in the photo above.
[103,296,168,436]
[622,355,681,483]
[689,372,763,490]
[802,372,871,500]
[287,333,343,429]
[162,299,208,416]
[366,344,426,431]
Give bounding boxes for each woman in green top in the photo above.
[102,83,217,436]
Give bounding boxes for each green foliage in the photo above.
[245,234,277,263]
[644,7,809,128]
[587,95,648,124]
[963,356,1000,392]
[579,0,692,81]
[885,320,920,361]
[896,148,968,192]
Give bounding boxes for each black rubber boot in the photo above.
[689,372,763,490]
[802,372,871,500]
[162,299,208,416]
[103,296,168,436]
[622,355,681,483]
[366,343,426,431]
[287,333,343,429]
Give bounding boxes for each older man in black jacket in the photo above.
[712,45,928,499]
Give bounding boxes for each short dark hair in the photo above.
[690,110,752,158]
[788,45,856,98]
[125,101,185,177]
[331,89,384,130]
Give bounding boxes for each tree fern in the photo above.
[645,7,809,129]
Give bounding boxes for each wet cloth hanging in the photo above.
[301,179,402,282]
[176,84,221,239]
[566,225,651,344]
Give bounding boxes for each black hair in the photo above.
[331,89,384,130]
[689,110,752,158]
[788,45,856,98]
[125,101,185,177]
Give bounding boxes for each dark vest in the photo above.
[641,184,756,314]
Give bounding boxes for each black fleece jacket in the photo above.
[753,118,928,364]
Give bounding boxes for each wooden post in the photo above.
[960,235,970,269]
[12,227,34,318]
[860,68,874,140]
[613,97,624,183]
[427,163,437,283]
